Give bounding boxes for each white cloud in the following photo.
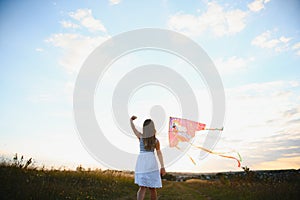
[168,13,204,36]
[214,56,254,75]
[223,80,300,169]
[292,42,300,56]
[248,0,271,12]
[46,33,109,73]
[69,9,106,32]
[251,30,292,52]
[35,48,44,52]
[168,2,247,37]
[60,20,80,29]
[109,0,122,5]
[292,42,300,50]
[45,8,110,79]
[224,80,300,141]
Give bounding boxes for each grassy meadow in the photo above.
[1,156,299,199]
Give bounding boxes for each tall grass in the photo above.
[0,165,138,200]
[0,155,138,200]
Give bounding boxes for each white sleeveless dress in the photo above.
[134,138,162,188]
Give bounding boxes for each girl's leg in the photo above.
[137,186,146,200]
[149,188,157,200]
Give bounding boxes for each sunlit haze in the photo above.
[1,0,300,172]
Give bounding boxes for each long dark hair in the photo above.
[142,119,156,151]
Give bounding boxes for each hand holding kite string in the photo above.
[168,117,242,167]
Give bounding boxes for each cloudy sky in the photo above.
[1,0,300,172]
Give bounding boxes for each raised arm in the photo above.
[155,139,166,176]
[130,116,142,139]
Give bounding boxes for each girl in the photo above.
[130,116,166,200]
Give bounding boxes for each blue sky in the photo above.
[1,0,300,172]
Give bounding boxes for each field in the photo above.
[1,164,299,200]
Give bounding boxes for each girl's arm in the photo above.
[155,140,166,176]
[130,116,142,139]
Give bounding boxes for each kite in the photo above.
[168,117,242,167]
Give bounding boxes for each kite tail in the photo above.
[238,152,243,162]
[175,146,196,165]
[173,134,242,167]
[218,154,241,168]
[190,143,242,167]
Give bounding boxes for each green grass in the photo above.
[183,178,300,200]
[1,165,299,200]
